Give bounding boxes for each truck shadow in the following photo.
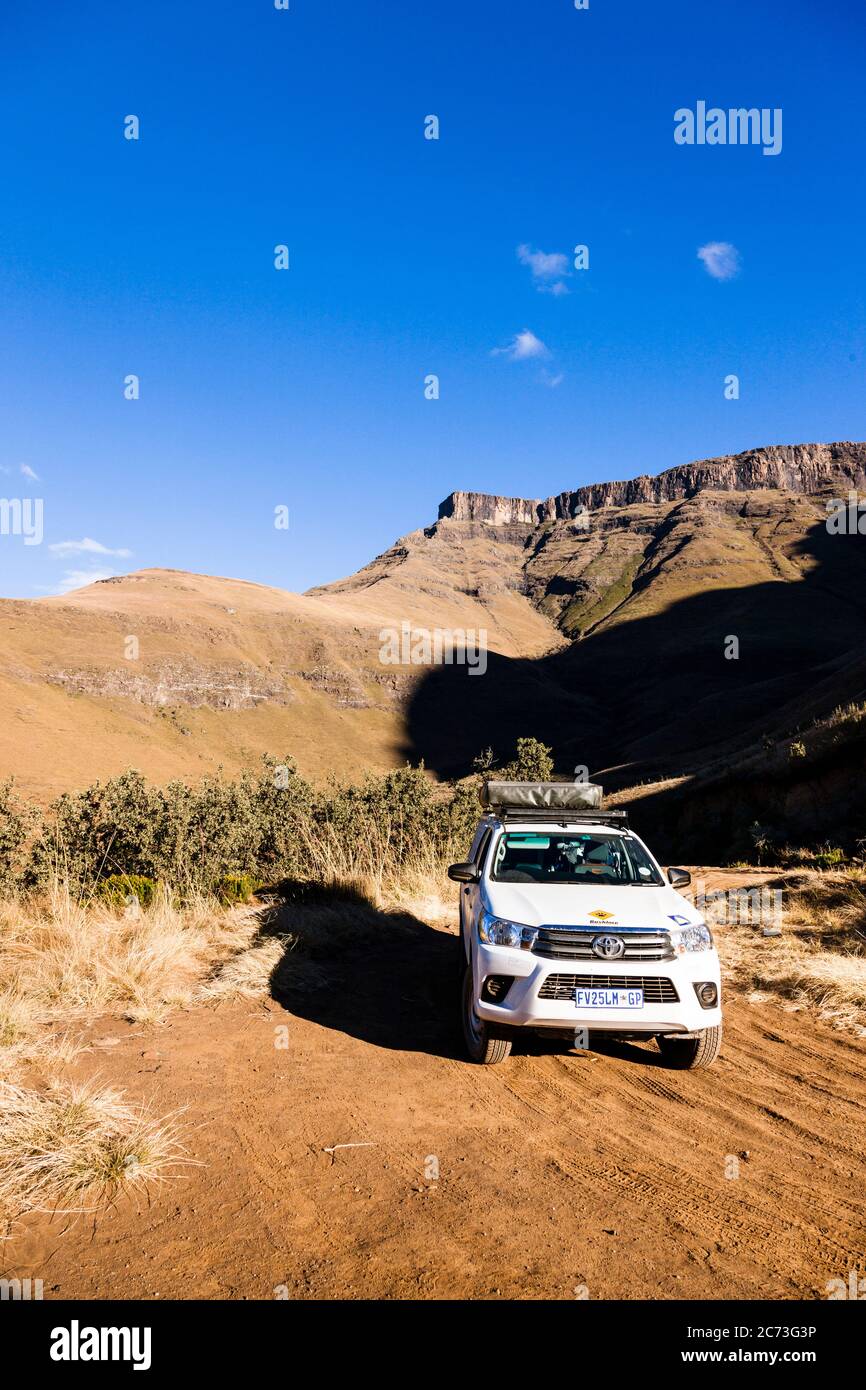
[520,1033,677,1069]
[256,881,464,1059]
[254,883,679,1069]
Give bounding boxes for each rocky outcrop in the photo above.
[437,491,541,525]
[542,442,866,518]
[438,442,866,527]
[48,662,294,711]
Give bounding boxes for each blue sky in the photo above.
[0,0,864,597]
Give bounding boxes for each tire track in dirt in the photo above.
[460,1004,865,1294]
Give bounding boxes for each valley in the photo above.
[1,440,864,859]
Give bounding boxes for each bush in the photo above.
[0,780,37,888]
[813,845,847,869]
[315,764,434,864]
[0,734,667,896]
[435,779,482,861]
[26,757,316,895]
[216,874,259,905]
[497,737,554,782]
[28,770,160,889]
[97,874,159,910]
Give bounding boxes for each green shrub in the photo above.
[435,779,482,860]
[498,737,554,782]
[216,873,259,905]
[28,769,160,888]
[0,779,38,888]
[96,874,159,909]
[813,845,847,869]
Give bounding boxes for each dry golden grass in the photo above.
[0,880,260,1223]
[719,869,866,1034]
[0,854,453,1221]
[0,880,261,1050]
[293,814,457,910]
[0,1076,191,1218]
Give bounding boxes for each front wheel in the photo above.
[657,1024,722,1070]
[461,966,512,1065]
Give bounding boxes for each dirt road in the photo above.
[6,873,865,1300]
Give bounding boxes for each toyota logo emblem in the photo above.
[592,933,625,960]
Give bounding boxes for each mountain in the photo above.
[2,441,865,822]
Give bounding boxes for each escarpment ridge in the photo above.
[437,441,866,526]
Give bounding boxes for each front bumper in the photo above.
[473,941,722,1034]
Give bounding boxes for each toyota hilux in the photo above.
[449,782,722,1068]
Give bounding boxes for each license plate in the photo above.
[575,987,644,1010]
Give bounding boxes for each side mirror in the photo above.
[448,861,480,884]
[668,867,691,888]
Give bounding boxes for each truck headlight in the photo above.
[479,911,526,949]
[669,922,714,954]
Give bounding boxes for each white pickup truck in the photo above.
[449,782,722,1068]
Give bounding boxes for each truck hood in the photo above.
[483,882,703,931]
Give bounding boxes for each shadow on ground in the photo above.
[256,881,464,1059]
[253,882,680,1069]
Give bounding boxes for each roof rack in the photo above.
[498,807,629,827]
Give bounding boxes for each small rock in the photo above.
[92,1037,121,1049]
[141,1050,163,1060]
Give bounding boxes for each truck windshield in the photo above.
[490,831,664,885]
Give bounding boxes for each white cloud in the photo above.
[542,370,564,388]
[697,241,741,281]
[492,329,550,362]
[55,568,118,594]
[517,243,570,295]
[20,463,40,481]
[49,537,133,558]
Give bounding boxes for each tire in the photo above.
[461,965,512,1065]
[657,1025,722,1070]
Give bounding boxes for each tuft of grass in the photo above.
[0,1077,192,1218]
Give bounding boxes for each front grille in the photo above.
[537,973,680,1003]
[532,927,674,962]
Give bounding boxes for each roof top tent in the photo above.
[479,781,628,828]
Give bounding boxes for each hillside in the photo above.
[1,441,864,815]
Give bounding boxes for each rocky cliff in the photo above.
[438,441,866,528]
[437,491,541,525]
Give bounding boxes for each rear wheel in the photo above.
[462,966,512,1065]
[657,1025,722,1070]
